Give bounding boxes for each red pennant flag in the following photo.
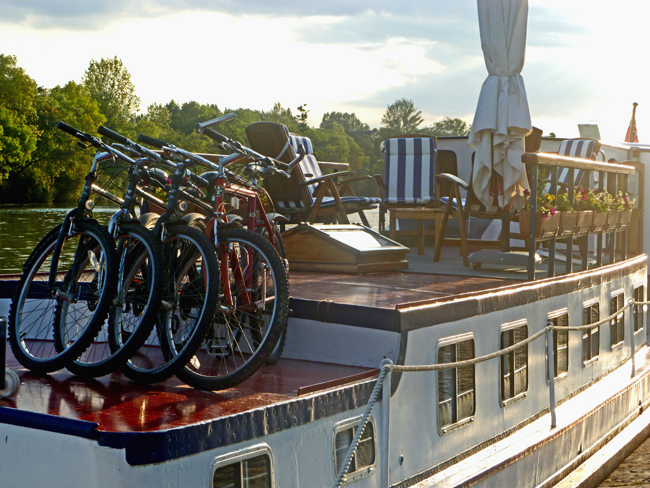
[625,102,639,143]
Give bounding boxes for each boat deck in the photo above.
[1,244,521,434]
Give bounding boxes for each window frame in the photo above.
[582,299,600,366]
[634,283,645,335]
[332,415,377,485]
[610,290,625,350]
[437,333,476,434]
[210,444,274,488]
[499,320,528,407]
[547,309,569,381]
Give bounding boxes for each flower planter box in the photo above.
[575,210,593,235]
[559,211,578,236]
[519,211,561,238]
[606,210,621,230]
[591,212,607,233]
[619,210,632,229]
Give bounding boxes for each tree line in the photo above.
[0,54,470,203]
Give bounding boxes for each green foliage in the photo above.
[0,55,471,204]
[82,56,140,133]
[426,117,471,137]
[0,54,39,185]
[381,98,424,134]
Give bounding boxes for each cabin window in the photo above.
[500,321,528,405]
[438,335,475,432]
[212,445,273,488]
[610,292,625,348]
[548,312,569,379]
[634,285,645,334]
[333,417,376,484]
[582,301,600,364]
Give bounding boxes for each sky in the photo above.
[0,0,648,142]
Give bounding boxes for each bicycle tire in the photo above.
[120,224,218,384]
[176,227,289,391]
[9,220,117,374]
[256,225,288,365]
[62,222,164,378]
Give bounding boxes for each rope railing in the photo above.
[332,298,649,488]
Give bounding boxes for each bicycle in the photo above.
[137,125,303,390]
[8,124,120,374]
[94,126,221,385]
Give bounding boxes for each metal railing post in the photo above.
[546,324,557,428]
[381,359,393,488]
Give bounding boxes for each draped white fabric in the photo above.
[468,0,532,210]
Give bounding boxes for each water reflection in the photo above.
[0,205,116,274]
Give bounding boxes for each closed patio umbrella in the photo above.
[468,0,532,211]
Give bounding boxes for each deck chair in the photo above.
[555,138,602,190]
[245,122,380,226]
[376,136,468,260]
[433,127,544,264]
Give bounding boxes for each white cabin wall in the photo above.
[385,267,646,483]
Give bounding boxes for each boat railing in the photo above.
[521,152,637,280]
[334,297,647,488]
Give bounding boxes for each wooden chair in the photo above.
[375,136,468,260]
[433,127,544,264]
[245,122,380,226]
[555,138,602,190]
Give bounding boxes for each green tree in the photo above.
[296,104,309,131]
[0,54,39,186]
[320,112,370,133]
[426,117,470,137]
[380,98,424,134]
[82,56,140,133]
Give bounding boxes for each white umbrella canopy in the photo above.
[468,0,532,211]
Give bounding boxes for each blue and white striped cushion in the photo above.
[558,139,596,160]
[289,135,314,156]
[383,137,436,204]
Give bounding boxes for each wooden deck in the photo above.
[0,242,518,434]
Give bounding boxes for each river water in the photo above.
[0,205,383,275]
[0,205,117,275]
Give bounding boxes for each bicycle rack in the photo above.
[1,316,20,399]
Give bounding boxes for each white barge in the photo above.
[1,133,649,487]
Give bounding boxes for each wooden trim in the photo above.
[522,152,636,174]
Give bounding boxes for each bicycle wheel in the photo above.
[9,220,117,374]
[256,225,288,365]
[62,222,164,378]
[120,224,218,384]
[176,227,289,391]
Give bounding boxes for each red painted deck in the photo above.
[1,269,513,433]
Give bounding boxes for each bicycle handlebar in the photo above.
[196,124,303,178]
[97,125,129,146]
[137,134,167,150]
[195,112,236,131]
[57,121,136,166]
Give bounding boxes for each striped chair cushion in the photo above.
[383,137,436,204]
[558,139,597,160]
[289,134,321,202]
[287,133,380,210]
